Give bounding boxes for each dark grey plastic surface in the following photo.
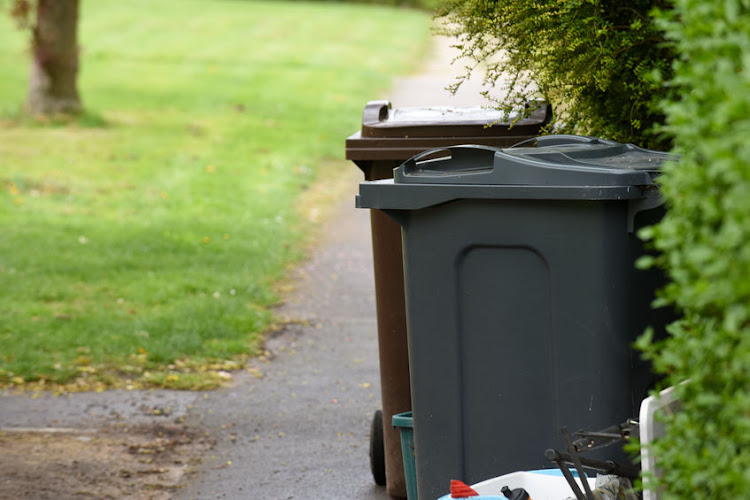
[394,139,665,187]
[355,136,675,499]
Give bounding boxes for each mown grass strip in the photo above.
[0,0,432,390]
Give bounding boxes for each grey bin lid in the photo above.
[357,135,675,211]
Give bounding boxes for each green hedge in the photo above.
[435,0,673,150]
[636,1,750,497]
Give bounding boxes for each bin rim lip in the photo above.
[344,132,541,163]
[356,179,657,211]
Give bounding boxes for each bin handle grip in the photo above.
[362,100,391,126]
[627,188,663,232]
[400,145,498,177]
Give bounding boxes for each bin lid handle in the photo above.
[510,135,618,149]
[362,100,391,127]
[397,145,499,182]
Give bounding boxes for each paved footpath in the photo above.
[0,35,489,500]
[175,35,490,500]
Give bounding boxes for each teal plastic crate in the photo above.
[393,412,418,500]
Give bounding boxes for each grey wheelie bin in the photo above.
[356,135,674,500]
[346,100,551,498]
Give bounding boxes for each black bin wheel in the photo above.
[369,409,386,486]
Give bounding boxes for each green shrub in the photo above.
[435,0,673,149]
[636,0,750,497]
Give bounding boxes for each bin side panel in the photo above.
[628,205,673,405]
[364,160,412,498]
[370,208,412,498]
[551,203,636,446]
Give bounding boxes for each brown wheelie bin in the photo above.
[345,99,551,498]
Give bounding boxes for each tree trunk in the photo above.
[26,0,82,115]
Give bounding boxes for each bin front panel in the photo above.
[401,199,652,500]
[459,244,554,479]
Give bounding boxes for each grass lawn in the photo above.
[0,0,432,390]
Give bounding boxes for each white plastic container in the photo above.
[436,469,597,500]
[639,386,681,500]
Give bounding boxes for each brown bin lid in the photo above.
[361,100,550,138]
[346,100,551,162]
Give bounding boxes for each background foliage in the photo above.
[436,0,673,149]
[635,0,750,497]
[284,0,441,11]
[439,0,748,495]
